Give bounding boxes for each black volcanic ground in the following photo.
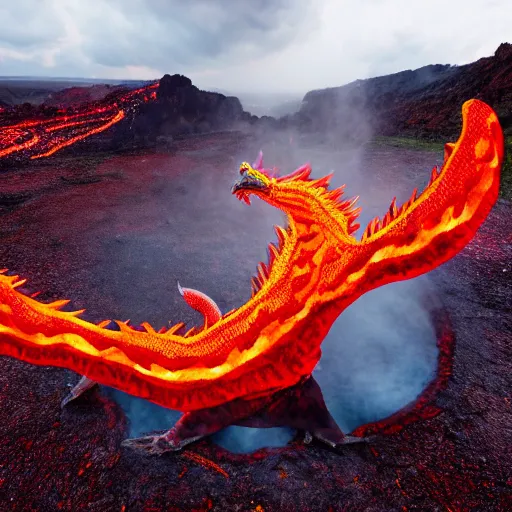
[0,133,511,511]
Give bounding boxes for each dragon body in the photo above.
[0,99,504,451]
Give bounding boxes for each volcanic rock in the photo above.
[43,84,125,108]
[0,144,510,510]
[291,42,512,141]
[129,73,247,139]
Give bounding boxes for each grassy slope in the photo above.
[370,136,512,201]
[501,136,512,201]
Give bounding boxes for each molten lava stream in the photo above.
[31,110,125,159]
[0,81,159,160]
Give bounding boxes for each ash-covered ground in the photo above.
[0,133,510,511]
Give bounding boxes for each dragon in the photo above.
[0,99,504,454]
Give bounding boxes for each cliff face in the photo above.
[291,43,512,141]
[130,74,247,138]
[1,44,510,161]
[0,74,255,162]
[104,74,252,149]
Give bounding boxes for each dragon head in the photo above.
[232,151,360,238]
[232,160,271,202]
[232,99,503,301]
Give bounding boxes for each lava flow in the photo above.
[0,82,159,161]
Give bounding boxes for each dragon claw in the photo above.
[303,430,372,449]
[121,428,202,455]
[61,375,97,408]
[338,435,371,445]
[121,434,177,455]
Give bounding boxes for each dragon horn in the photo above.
[252,150,264,170]
[177,281,222,326]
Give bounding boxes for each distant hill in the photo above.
[0,77,150,106]
[0,74,258,163]
[1,45,510,164]
[287,42,512,141]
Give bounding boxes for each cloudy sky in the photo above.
[0,0,510,95]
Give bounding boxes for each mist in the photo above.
[101,82,444,453]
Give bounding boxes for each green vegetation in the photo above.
[501,137,512,201]
[369,135,512,201]
[368,136,444,152]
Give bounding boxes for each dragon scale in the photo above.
[0,99,504,419]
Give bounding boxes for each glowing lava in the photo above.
[0,83,159,160]
[0,99,503,420]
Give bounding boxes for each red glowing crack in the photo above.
[0,82,159,160]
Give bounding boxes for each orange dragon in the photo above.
[0,99,504,454]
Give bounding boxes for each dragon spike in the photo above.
[258,262,269,280]
[389,197,398,218]
[348,222,360,235]
[141,321,156,333]
[252,151,264,170]
[47,299,71,310]
[158,326,167,334]
[362,216,379,239]
[267,242,280,267]
[312,173,333,189]
[114,320,133,333]
[346,207,362,222]
[347,196,360,209]
[400,189,418,213]
[30,291,42,298]
[328,186,346,201]
[274,225,287,248]
[251,277,260,294]
[68,309,86,317]
[276,163,312,183]
[12,279,28,288]
[444,142,455,163]
[429,166,439,186]
[0,268,8,274]
[164,322,185,334]
[363,217,377,238]
[97,320,111,328]
[184,327,197,338]
[340,196,360,213]
[372,217,380,234]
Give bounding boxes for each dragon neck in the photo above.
[0,99,503,412]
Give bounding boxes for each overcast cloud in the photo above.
[0,0,510,95]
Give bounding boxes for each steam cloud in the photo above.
[107,89,442,453]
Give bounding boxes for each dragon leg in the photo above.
[60,284,222,408]
[60,345,126,407]
[122,376,366,455]
[235,376,367,448]
[121,393,272,455]
[61,375,97,407]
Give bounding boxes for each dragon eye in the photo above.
[239,162,250,175]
